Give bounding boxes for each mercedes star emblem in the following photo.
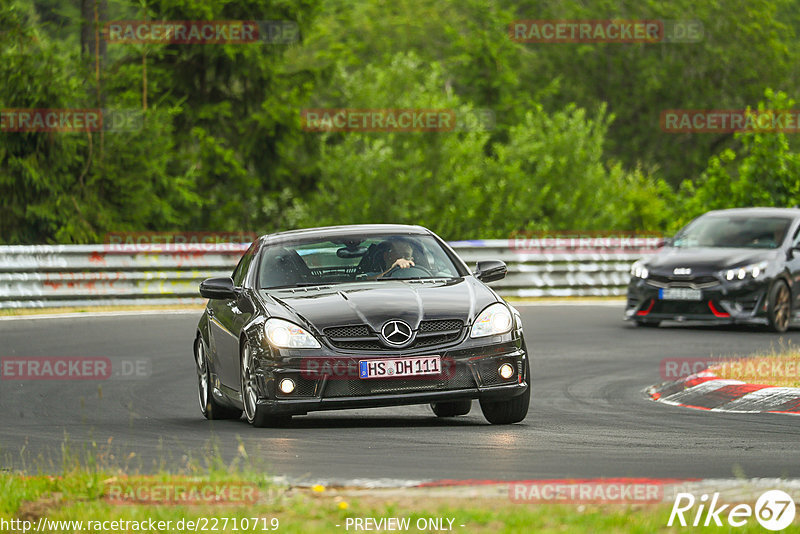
[381,320,413,346]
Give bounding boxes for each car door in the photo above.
[213,243,257,389]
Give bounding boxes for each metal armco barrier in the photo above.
[0,240,658,308]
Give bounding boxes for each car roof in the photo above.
[259,224,432,245]
[703,207,800,218]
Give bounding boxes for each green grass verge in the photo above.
[710,348,800,388]
[0,470,785,533]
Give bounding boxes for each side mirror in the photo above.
[199,277,237,300]
[474,260,507,283]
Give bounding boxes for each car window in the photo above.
[258,234,461,289]
[232,242,257,287]
[792,225,800,248]
[673,216,793,249]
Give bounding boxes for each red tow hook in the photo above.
[708,301,731,317]
[636,299,655,316]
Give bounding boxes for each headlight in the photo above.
[630,260,649,279]
[470,303,513,338]
[722,261,769,282]
[264,318,321,348]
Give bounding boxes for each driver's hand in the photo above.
[392,258,415,269]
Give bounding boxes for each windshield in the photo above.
[258,234,462,289]
[672,215,792,249]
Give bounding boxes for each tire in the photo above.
[195,337,242,420]
[635,320,661,328]
[430,400,472,417]
[767,280,791,333]
[479,360,530,425]
[241,344,291,428]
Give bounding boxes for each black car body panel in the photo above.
[195,224,529,423]
[625,207,800,328]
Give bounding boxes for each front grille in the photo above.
[322,364,476,397]
[653,300,711,315]
[647,274,720,289]
[324,320,464,351]
[325,325,371,338]
[419,319,462,332]
[414,332,461,347]
[327,339,385,351]
[691,276,718,284]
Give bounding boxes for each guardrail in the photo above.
[0,240,659,308]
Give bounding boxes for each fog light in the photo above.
[498,363,515,379]
[279,378,295,394]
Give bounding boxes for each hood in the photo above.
[645,247,780,275]
[259,278,497,333]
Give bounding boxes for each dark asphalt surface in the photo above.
[1,305,798,482]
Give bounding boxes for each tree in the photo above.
[677,90,800,231]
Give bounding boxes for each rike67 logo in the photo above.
[668,490,796,531]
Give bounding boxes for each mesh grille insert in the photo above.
[419,319,463,332]
[324,320,464,351]
[325,325,371,338]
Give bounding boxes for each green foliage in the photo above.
[677,89,800,232]
[292,52,490,237]
[294,52,669,239]
[502,0,800,187]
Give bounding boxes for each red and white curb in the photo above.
[647,371,800,415]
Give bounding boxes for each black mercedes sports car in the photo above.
[194,224,530,426]
[625,207,800,331]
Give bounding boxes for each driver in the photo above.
[371,240,415,279]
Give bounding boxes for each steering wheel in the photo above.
[379,265,434,279]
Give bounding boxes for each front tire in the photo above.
[430,400,472,417]
[767,280,791,333]
[195,337,242,420]
[241,344,291,427]
[479,360,530,424]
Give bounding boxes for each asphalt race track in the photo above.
[1,304,799,483]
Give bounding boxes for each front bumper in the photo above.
[624,276,771,325]
[250,342,529,415]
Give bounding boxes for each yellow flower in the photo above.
[312,484,325,493]
[338,501,349,510]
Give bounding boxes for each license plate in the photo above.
[659,287,702,301]
[359,356,441,379]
